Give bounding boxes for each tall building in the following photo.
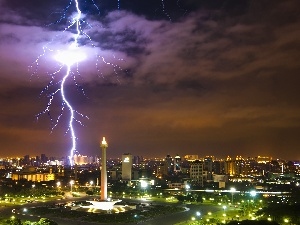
[184,155,199,161]
[41,154,48,164]
[23,155,30,166]
[190,160,204,186]
[225,156,234,175]
[244,157,258,176]
[234,156,245,175]
[213,160,225,174]
[73,154,94,165]
[164,155,173,175]
[174,154,181,173]
[204,156,213,180]
[133,155,143,165]
[122,153,132,181]
[256,156,272,164]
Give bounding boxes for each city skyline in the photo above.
[0,1,300,159]
[0,152,297,163]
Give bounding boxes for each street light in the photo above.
[230,187,236,204]
[185,184,190,190]
[250,190,257,202]
[140,180,148,197]
[70,180,74,193]
[196,211,201,220]
[223,205,227,212]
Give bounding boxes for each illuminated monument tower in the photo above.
[82,137,121,211]
[100,137,108,200]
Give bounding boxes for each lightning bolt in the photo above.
[31,0,180,166]
[54,0,84,166]
[31,0,104,166]
[161,0,172,21]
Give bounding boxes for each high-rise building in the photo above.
[256,156,272,164]
[213,159,225,174]
[184,155,199,161]
[225,156,234,175]
[122,153,132,181]
[190,160,204,186]
[174,154,181,172]
[204,156,213,180]
[41,154,48,164]
[23,155,30,166]
[234,156,245,175]
[165,155,173,175]
[133,155,143,165]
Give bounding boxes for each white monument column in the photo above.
[100,137,108,201]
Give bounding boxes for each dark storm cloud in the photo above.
[0,33,20,44]
[0,0,300,159]
[91,26,150,56]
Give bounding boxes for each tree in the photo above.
[196,194,203,203]
[176,195,186,202]
[86,190,94,195]
[37,218,58,225]
[186,193,195,202]
[7,218,22,225]
[23,221,34,225]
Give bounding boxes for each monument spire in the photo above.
[100,137,108,201]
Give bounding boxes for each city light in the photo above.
[223,205,227,212]
[230,187,236,204]
[250,190,257,197]
[1,0,299,224]
[140,180,148,188]
[70,180,74,192]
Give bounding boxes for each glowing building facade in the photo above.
[122,153,132,181]
[174,154,181,172]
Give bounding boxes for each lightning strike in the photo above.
[32,0,106,166]
[161,0,172,21]
[54,0,85,166]
[31,0,178,166]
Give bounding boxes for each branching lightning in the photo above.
[161,0,172,21]
[30,0,182,166]
[30,0,119,166]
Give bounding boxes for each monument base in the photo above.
[81,199,122,211]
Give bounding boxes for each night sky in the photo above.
[0,0,299,159]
